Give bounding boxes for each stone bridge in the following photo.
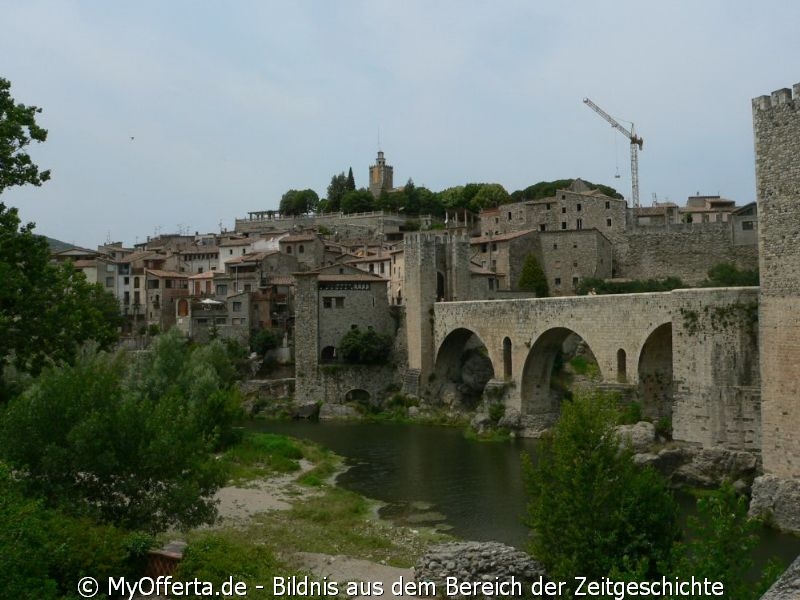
[429,287,761,449]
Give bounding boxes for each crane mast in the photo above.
[583,98,643,208]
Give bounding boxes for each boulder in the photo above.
[750,475,800,534]
[673,448,758,488]
[415,541,549,598]
[498,409,522,430]
[293,400,319,420]
[759,554,800,600]
[615,421,656,453]
[470,413,492,434]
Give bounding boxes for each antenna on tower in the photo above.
[377,126,382,152]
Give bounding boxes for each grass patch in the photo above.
[248,486,450,567]
[220,432,303,484]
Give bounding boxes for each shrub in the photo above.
[523,392,678,581]
[339,328,393,365]
[518,253,549,297]
[251,328,280,356]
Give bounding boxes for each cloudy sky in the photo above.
[2,1,798,248]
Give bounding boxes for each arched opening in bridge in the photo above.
[617,348,627,383]
[436,271,446,301]
[638,323,673,419]
[344,388,372,410]
[433,328,494,409]
[320,346,336,363]
[521,328,600,424]
[503,337,512,379]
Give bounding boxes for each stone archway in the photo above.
[433,328,495,409]
[520,327,601,422]
[638,323,673,419]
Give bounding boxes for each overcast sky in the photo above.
[2,1,798,248]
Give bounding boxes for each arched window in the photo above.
[299,245,305,254]
[177,299,189,317]
[503,337,512,379]
[617,348,627,383]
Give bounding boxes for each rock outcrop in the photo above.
[750,475,800,534]
[759,554,800,600]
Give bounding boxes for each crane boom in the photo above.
[583,97,643,208]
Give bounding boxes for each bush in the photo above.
[251,328,280,356]
[523,392,679,581]
[576,276,685,295]
[617,401,643,425]
[339,327,393,365]
[0,335,236,532]
[704,262,759,287]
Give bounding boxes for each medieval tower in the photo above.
[752,84,800,479]
[369,151,394,198]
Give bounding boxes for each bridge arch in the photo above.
[520,327,602,421]
[434,327,496,408]
[637,321,673,419]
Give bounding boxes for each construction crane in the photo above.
[583,98,643,208]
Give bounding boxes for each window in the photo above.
[606,218,612,227]
[561,222,567,230]
[124,276,130,285]
[561,194,566,200]
[369,263,374,273]
[573,242,578,248]
[229,249,233,255]
[215,317,226,325]
[198,266,203,273]
[555,277,561,286]
[105,277,114,287]
[507,211,512,221]
[573,261,578,267]
[539,224,546,232]
[553,243,558,249]
[216,284,228,296]
[123,291,130,305]
[231,318,242,325]
[134,291,140,305]
[244,283,252,292]
[561,207,567,214]
[336,297,344,308]
[573,276,579,286]
[481,244,488,253]
[380,263,385,274]
[605,201,610,209]
[488,278,495,291]
[546,203,551,210]
[576,218,583,230]
[165,279,173,289]
[495,217,499,224]
[286,246,292,254]
[134,277,140,288]
[576,203,582,211]
[299,244,305,254]
[492,242,497,251]
[241,248,246,255]
[232,301,242,312]
[491,260,497,269]
[742,221,754,230]
[323,297,332,308]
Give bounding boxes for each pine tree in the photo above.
[346,167,356,191]
[518,253,549,297]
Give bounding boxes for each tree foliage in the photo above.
[0,203,123,401]
[0,77,50,194]
[704,262,759,287]
[251,328,280,356]
[517,253,549,297]
[576,276,685,296]
[338,327,393,365]
[279,188,319,216]
[340,188,375,214]
[523,392,679,581]
[0,330,243,532]
[511,178,623,202]
[326,172,349,212]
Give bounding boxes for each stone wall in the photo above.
[671,287,761,450]
[539,229,613,295]
[235,211,407,237]
[615,223,758,284]
[753,84,800,479]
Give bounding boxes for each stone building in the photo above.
[369,150,394,198]
[144,269,188,331]
[539,229,613,295]
[469,230,538,291]
[752,83,800,480]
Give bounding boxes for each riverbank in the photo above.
[166,431,452,597]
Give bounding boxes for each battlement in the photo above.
[403,232,469,246]
[752,83,800,111]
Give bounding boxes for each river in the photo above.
[252,420,800,570]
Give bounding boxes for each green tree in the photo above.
[339,327,393,365]
[523,391,679,582]
[326,172,348,212]
[517,253,549,297]
[0,77,50,194]
[346,166,356,191]
[279,189,319,216]
[340,188,375,214]
[0,204,123,401]
[251,328,280,356]
[0,335,239,532]
[469,183,510,211]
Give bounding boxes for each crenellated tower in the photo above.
[752,83,800,479]
[369,151,394,198]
